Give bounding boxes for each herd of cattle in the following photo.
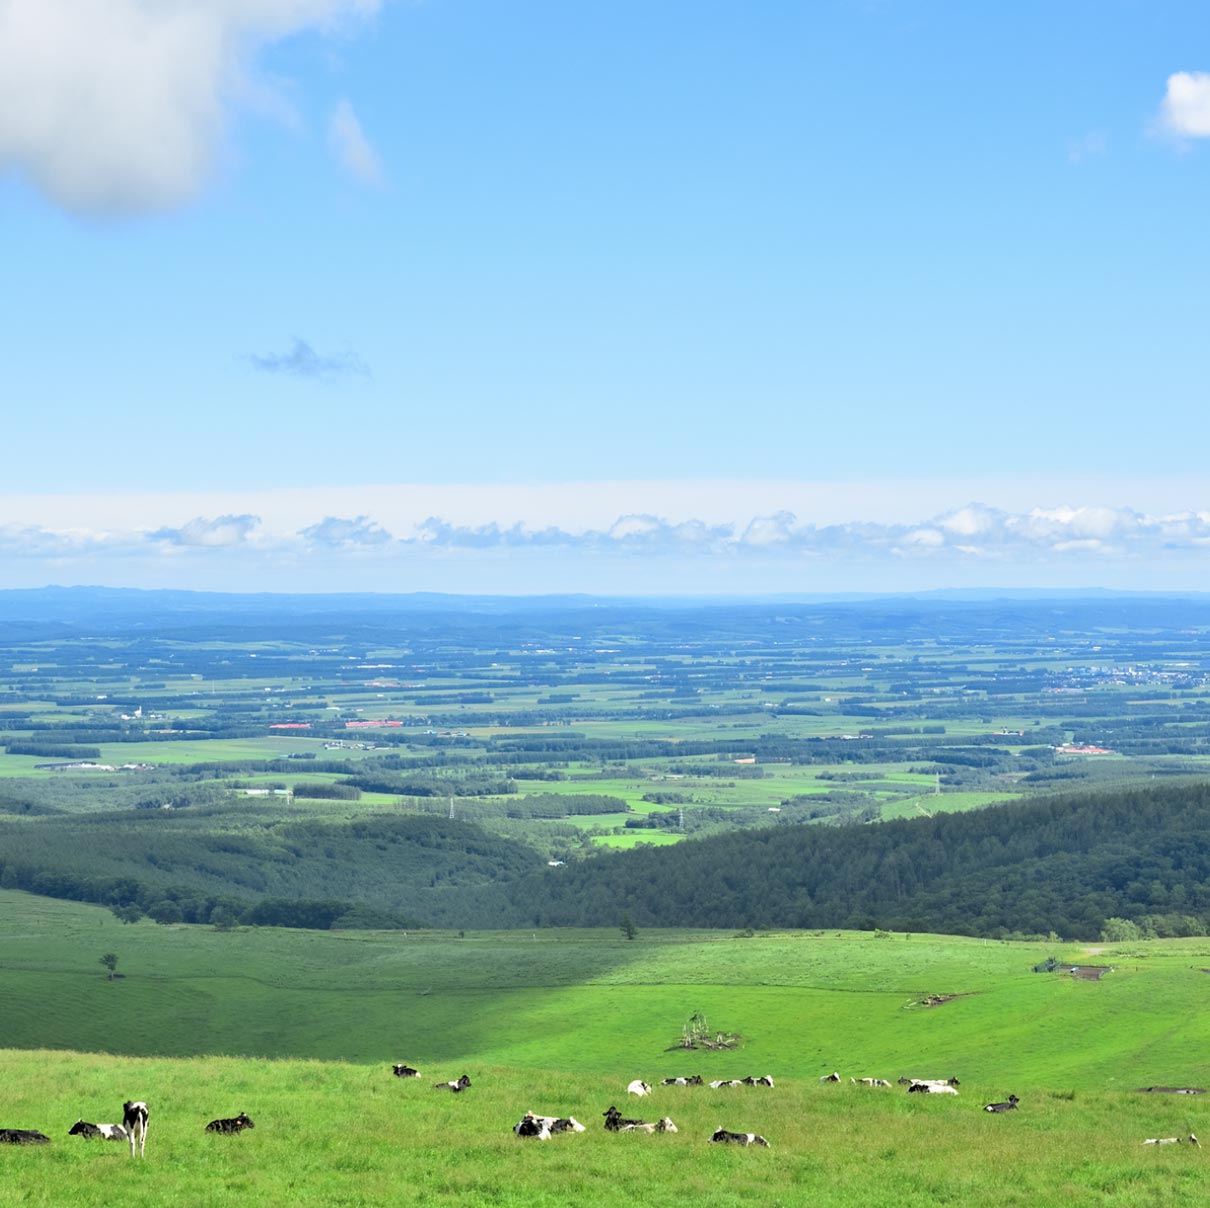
[0,1101,250,1157]
[2,1069,1198,1156]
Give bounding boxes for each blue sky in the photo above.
[2,0,1209,594]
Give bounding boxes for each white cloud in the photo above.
[328,98,384,187]
[1159,71,1210,139]
[300,515,392,546]
[0,0,381,215]
[150,514,260,548]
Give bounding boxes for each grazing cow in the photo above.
[434,1075,472,1093]
[0,1129,50,1144]
[851,1078,892,1088]
[205,1112,255,1134]
[626,1080,652,1097]
[984,1095,1019,1113]
[392,1064,420,1078]
[68,1120,128,1141]
[662,1076,703,1086]
[122,1102,149,1158]
[709,1127,770,1147]
[513,1112,586,1140]
[907,1082,959,1095]
[1144,1134,1199,1145]
[819,1072,841,1083]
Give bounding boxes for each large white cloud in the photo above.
[0,0,381,214]
[1159,71,1210,139]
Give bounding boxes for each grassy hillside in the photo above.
[4,890,1210,1090]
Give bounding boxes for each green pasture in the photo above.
[879,791,1025,820]
[5,1049,1210,1208]
[3,890,1210,1093]
[591,831,684,848]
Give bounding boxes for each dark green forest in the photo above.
[5,779,1210,940]
[495,780,1210,939]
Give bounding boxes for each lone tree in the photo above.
[99,953,119,981]
[620,914,638,941]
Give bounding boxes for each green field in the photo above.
[3,890,1209,1088]
[3,891,1210,1206]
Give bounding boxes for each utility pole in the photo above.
[448,795,454,820]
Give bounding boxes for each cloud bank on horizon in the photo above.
[5,501,1210,585]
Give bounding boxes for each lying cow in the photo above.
[711,1080,744,1089]
[0,1129,50,1144]
[434,1075,472,1093]
[851,1078,892,1088]
[1144,1134,1199,1146]
[662,1076,703,1086]
[205,1112,255,1134]
[907,1082,959,1095]
[602,1107,676,1134]
[622,1117,677,1135]
[392,1064,420,1079]
[900,1077,960,1088]
[819,1072,842,1083]
[709,1127,769,1147]
[984,1095,1019,1113]
[513,1111,586,1140]
[68,1120,128,1141]
[626,1080,652,1097]
[740,1076,774,1087]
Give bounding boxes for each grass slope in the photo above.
[3,891,1210,1090]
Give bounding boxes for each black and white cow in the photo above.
[434,1074,472,1093]
[740,1076,774,1087]
[710,1080,744,1089]
[1144,1134,1198,1145]
[513,1112,586,1139]
[984,1095,1019,1113]
[901,1077,960,1089]
[122,1101,149,1158]
[623,1117,677,1135]
[0,1129,50,1144]
[626,1080,652,1097]
[205,1112,255,1134]
[907,1081,959,1095]
[392,1064,420,1079]
[709,1127,770,1147]
[819,1072,842,1083]
[68,1120,128,1141]
[851,1078,892,1088]
[603,1105,645,1132]
[661,1076,704,1086]
[602,1106,675,1134]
